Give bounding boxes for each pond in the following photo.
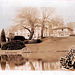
[0,55,61,70]
[0,52,67,71]
[0,47,72,71]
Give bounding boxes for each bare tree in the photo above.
[14,7,40,40]
[40,7,55,39]
[51,16,65,27]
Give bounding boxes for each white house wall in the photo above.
[53,29,71,37]
[8,25,50,39]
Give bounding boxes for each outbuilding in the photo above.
[52,26,73,37]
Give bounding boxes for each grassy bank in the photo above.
[25,36,75,61]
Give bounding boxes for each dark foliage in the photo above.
[1,40,26,50]
[1,29,6,42]
[0,56,1,62]
[36,39,42,43]
[23,39,42,44]
[0,35,1,43]
[13,36,25,41]
[23,40,28,44]
[0,43,1,48]
[1,55,8,61]
[60,49,75,70]
[1,62,6,70]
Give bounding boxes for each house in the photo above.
[52,26,73,37]
[33,24,50,39]
[6,23,50,39]
[33,25,42,39]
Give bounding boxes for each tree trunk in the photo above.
[41,21,44,39]
[29,24,34,40]
[22,26,31,33]
[29,29,34,40]
[22,25,34,40]
[41,27,43,39]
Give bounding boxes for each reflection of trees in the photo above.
[1,54,26,67]
[0,54,60,70]
[1,62,6,70]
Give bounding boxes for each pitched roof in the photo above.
[52,26,73,31]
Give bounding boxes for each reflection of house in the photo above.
[52,26,73,37]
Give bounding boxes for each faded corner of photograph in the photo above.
[0,0,75,71]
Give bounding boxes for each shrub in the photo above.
[0,43,1,48]
[23,39,42,44]
[60,49,75,70]
[1,40,26,50]
[1,29,6,42]
[36,39,42,43]
[13,36,25,41]
[23,40,28,44]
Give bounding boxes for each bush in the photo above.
[23,39,42,44]
[36,39,42,43]
[1,40,26,50]
[1,29,6,42]
[13,36,25,41]
[0,43,1,48]
[60,49,75,70]
[23,40,28,44]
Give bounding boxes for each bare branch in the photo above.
[51,16,65,26]
[14,7,40,40]
[22,26,31,33]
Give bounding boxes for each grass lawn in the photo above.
[25,36,75,62]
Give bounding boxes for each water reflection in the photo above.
[0,54,61,70]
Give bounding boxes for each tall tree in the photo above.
[1,29,6,42]
[14,7,40,40]
[40,7,55,39]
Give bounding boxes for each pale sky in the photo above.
[0,0,75,32]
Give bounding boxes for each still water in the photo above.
[0,54,61,71]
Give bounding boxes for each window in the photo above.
[62,29,63,31]
[57,29,62,32]
[64,29,68,31]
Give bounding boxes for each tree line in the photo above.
[14,7,64,40]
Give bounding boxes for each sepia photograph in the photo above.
[0,0,75,73]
